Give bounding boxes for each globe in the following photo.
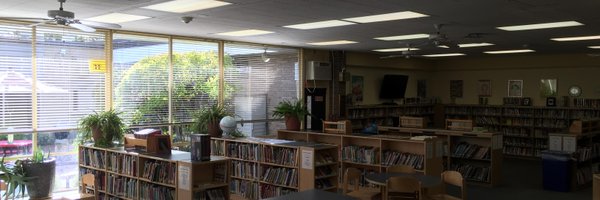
[219,116,237,135]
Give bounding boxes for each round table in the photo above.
[364,172,442,188]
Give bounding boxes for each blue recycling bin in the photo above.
[541,150,573,192]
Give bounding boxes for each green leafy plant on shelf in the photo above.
[191,104,230,137]
[78,109,126,147]
[0,157,29,199]
[272,99,310,131]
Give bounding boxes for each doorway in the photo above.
[305,88,326,131]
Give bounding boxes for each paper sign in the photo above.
[178,165,191,191]
[562,136,576,153]
[89,60,106,73]
[549,135,562,151]
[301,150,313,170]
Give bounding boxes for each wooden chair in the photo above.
[343,168,381,200]
[79,174,98,200]
[387,165,417,174]
[386,176,422,200]
[427,171,465,200]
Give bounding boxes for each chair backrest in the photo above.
[387,164,416,174]
[343,167,362,193]
[441,170,465,200]
[386,176,421,199]
[81,173,98,198]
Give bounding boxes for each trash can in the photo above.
[541,150,573,192]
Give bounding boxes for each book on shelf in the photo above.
[315,152,335,165]
[230,179,258,200]
[342,145,378,164]
[231,160,258,179]
[79,168,106,191]
[139,181,175,200]
[259,184,296,199]
[262,146,297,166]
[142,160,177,185]
[81,148,105,169]
[106,174,137,198]
[381,150,424,170]
[202,188,227,200]
[227,142,260,161]
[261,167,298,187]
[450,163,491,183]
[452,142,490,160]
[316,165,335,177]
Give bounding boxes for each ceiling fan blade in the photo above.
[80,20,121,29]
[27,19,55,27]
[69,23,96,32]
[0,17,51,21]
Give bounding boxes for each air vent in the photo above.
[305,61,331,80]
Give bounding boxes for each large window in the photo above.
[112,34,169,125]
[172,39,219,123]
[223,44,299,136]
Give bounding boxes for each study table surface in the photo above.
[364,172,442,188]
[263,189,357,200]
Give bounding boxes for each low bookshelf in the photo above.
[210,137,339,200]
[79,145,230,200]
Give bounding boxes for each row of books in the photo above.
[259,184,296,199]
[79,168,105,190]
[231,160,259,179]
[227,142,260,161]
[211,140,225,156]
[450,163,491,183]
[573,98,600,108]
[576,143,600,162]
[503,146,534,157]
[342,145,378,164]
[107,152,136,176]
[381,151,424,170]
[139,182,175,200]
[261,167,298,187]
[503,127,531,137]
[230,179,258,200]
[533,119,568,128]
[262,146,297,166]
[452,142,490,160]
[142,160,177,185]
[106,174,137,199]
[315,152,335,165]
[575,164,600,185]
[81,148,105,169]
[196,188,227,200]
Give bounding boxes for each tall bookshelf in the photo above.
[79,145,229,200]
[549,131,600,190]
[444,104,600,158]
[210,137,339,200]
[346,104,435,131]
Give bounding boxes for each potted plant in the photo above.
[78,109,126,147]
[0,149,54,199]
[272,99,310,131]
[192,104,229,137]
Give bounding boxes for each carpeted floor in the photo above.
[465,158,592,200]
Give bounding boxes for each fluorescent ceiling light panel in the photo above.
[284,20,355,30]
[374,34,429,41]
[373,48,420,52]
[496,21,583,31]
[588,46,600,49]
[142,0,231,13]
[484,49,535,54]
[458,43,495,48]
[343,11,428,23]
[85,13,151,23]
[307,40,357,46]
[551,35,600,41]
[422,53,466,57]
[216,29,274,36]
[497,21,583,31]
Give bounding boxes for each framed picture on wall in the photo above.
[508,80,523,97]
[540,78,557,97]
[478,80,492,97]
[450,80,463,98]
[351,76,364,102]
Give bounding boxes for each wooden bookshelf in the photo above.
[323,120,351,134]
[177,156,230,200]
[375,126,503,187]
[444,104,600,158]
[594,174,600,200]
[346,104,435,131]
[210,137,339,200]
[79,145,229,200]
[446,119,474,131]
[400,116,427,128]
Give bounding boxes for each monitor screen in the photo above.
[379,74,409,99]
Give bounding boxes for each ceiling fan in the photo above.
[380,44,420,59]
[414,24,459,48]
[0,0,121,32]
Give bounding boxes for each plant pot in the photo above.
[92,126,103,143]
[207,121,222,137]
[285,115,301,131]
[23,158,56,199]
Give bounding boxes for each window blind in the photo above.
[112,34,169,125]
[223,44,299,136]
[36,26,106,130]
[0,23,33,131]
[172,39,219,122]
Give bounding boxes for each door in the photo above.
[305,88,326,131]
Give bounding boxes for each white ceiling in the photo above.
[2,0,600,57]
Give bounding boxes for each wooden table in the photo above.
[364,172,442,200]
[263,189,357,200]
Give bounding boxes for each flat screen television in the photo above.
[379,74,408,104]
